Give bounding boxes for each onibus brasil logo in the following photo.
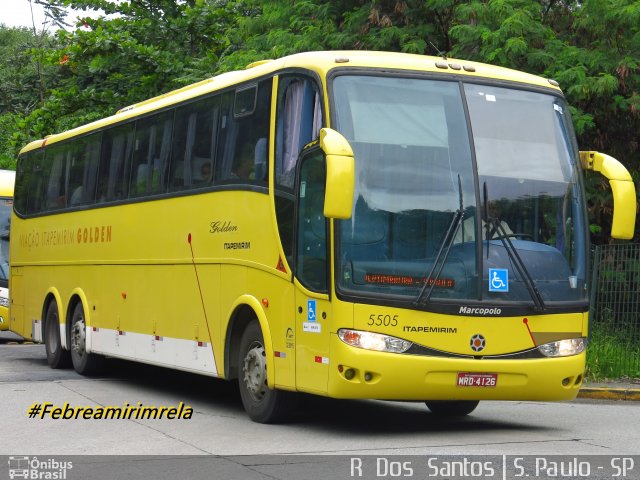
[8,456,73,479]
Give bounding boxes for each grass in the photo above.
[585,325,640,381]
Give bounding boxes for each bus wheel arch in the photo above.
[42,292,71,369]
[224,299,273,383]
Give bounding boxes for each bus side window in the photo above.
[275,77,323,189]
[68,133,101,206]
[14,154,29,215]
[169,96,219,191]
[18,150,44,215]
[43,144,68,211]
[129,111,173,197]
[216,79,271,184]
[98,123,135,202]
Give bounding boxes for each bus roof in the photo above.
[19,50,562,154]
[0,169,15,197]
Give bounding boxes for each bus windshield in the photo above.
[333,75,588,308]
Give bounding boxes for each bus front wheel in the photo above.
[425,400,479,416]
[44,300,71,369]
[238,320,295,423]
[69,303,104,375]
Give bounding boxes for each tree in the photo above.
[0,24,60,167]
[14,0,235,144]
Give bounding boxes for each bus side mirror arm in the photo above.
[579,150,637,240]
[320,128,355,219]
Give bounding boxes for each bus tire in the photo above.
[238,320,295,423]
[425,400,479,416]
[44,300,71,369]
[69,302,104,375]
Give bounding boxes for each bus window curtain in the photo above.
[183,113,197,187]
[107,131,134,200]
[281,80,304,189]
[46,153,65,209]
[157,118,173,191]
[144,126,158,192]
[280,80,322,189]
[312,92,322,139]
[220,110,240,179]
[83,139,101,203]
[107,135,124,199]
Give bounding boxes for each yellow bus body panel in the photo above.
[10,189,293,378]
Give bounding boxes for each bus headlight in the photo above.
[338,329,412,354]
[538,337,586,357]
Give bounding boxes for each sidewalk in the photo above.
[578,379,640,401]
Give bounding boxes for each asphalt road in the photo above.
[1,332,638,459]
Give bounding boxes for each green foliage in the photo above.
[1,0,234,163]
[0,27,40,113]
[0,24,60,167]
[0,113,22,169]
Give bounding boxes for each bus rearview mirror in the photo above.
[320,128,354,219]
[579,150,636,240]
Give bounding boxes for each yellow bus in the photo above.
[0,169,15,330]
[10,51,636,422]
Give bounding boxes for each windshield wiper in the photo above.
[414,175,464,307]
[487,217,546,312]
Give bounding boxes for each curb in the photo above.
[578,387,640,401]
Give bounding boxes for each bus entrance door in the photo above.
[295,291,331,394]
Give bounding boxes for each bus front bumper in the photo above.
[327,334,585,402]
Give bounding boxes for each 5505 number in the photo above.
[368,314,398,327]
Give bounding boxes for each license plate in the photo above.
[457,372,497,387]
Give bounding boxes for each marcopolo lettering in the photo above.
[459,306,502,315]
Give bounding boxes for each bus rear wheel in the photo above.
[44,300,71,369]
[70,303,103,375]
[425,400,479,416]
[238,320,295,423]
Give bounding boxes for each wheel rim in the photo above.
[71,312,86,356]
[242,342,267,402]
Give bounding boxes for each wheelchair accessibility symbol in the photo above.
[489,269,509,292]
[307,299,317,322]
